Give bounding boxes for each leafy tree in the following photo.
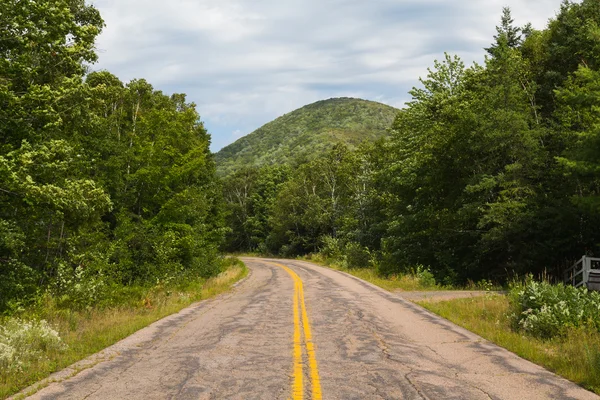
[0,140,112,308]
[268,145,354,255]
[527,0,600,117]
[0,0,226,311]
[0,0,104,147]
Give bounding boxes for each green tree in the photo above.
[0,0,226,311]
[0,0,104,147]
[554,66,600,256]
[486,7,523,57]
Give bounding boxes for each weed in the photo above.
[509,278,600,338]
[0,319,65,373]
[303,253,444,291]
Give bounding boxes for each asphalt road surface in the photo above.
[22,258,598,400]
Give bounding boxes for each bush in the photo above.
[413,265,437,288]
[319,235,344,261]
[509,278,600,338]
[344,242,370,268]
[0,318,66,372]
[52,262,107,309]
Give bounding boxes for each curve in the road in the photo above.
[15,257,599,400]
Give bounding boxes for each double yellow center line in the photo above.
[270,262,322,400]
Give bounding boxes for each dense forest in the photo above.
[0,0,225,312]
[4,0,600,314]
[223,1,600,284]
[215,98,398,176]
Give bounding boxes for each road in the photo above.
[22,258,598,400]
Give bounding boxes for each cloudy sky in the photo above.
[89,0,563,152]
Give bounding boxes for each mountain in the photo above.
[215,97,399,175]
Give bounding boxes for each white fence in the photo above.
[564,256,600,289]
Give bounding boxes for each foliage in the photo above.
[0,0,225,313]
[411,265,437,288]
[509,279,600,338]
[222,1,600,287]
[342,242,370,268]
[0,318,66,373]
[319,235,344,261]
[222,165,290,252]
[215,98,399,176]
[304,253,442,292]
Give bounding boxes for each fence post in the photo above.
[584,256,590,288]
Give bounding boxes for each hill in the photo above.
[215,97,399,175]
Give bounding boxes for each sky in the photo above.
[89,0,564,152]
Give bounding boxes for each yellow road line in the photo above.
[292,277,303,399]
[299,282,322,399]
[271,262,322,400]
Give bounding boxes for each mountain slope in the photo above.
[215,97,399,175]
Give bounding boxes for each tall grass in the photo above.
[0,259,247,399]
[302,253,443,291]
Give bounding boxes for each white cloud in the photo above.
[90,0,564,151]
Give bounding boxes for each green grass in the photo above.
[420,295,600,394]
[0,260,248,399]
[329,265,439,291]
[300,253,444,291]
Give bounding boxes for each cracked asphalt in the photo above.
[22,258,599,399]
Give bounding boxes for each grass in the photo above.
[328,265,437,291]
[0,259,248,399]
[236,252,504,293]
[419,294,600,394]
[235,251,450,291]
[299,253,444,291]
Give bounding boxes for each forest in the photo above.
[3,0,600,315]
[0,0,225,313]
[215,97,399,176]
[223,1,600,284]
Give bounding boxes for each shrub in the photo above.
[0,318,66,372]
[412,265,437,288]
[509,278,600,338]
[344,242,370,268]
[52,262,107,309]
[319,235,344,261]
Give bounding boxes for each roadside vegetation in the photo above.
[222,1,600,289]
[5,0,600,396]
[0,258,246,399]
[303,253,441,291]
[1,2,235,395]
[420,279,600,394]
[1,0,226,315]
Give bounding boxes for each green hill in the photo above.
[215,97,399,175]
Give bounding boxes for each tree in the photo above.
[527,0,600,117]
[268,145,353,255]
[0,0,104,147]
[555,66,600,254]
[486,7,523,57]
[0,0,226,311]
